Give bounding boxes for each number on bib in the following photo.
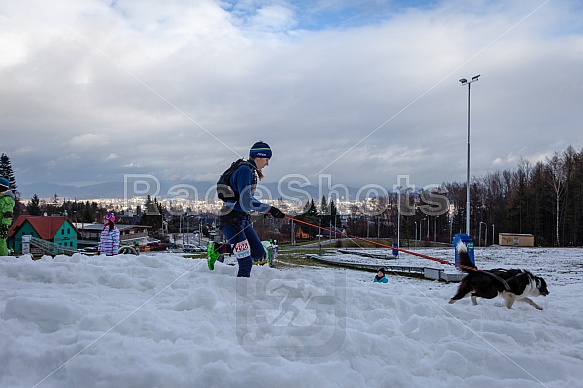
[233,239,251,259]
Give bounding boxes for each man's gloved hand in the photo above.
[268,206,285,219]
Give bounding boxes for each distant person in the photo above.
[209,141,285,277]
[374,267,389,283]
[0,177,15,256]
[98,213,120,256]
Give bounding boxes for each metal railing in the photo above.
[29,236,82,256]
[29,236,139,256]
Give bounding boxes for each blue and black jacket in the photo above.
[223,159,270,215]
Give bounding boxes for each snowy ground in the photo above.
[1,246,582,388]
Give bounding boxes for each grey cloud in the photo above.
[1,0,582,193]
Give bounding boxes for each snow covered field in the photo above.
[1,246,582,388]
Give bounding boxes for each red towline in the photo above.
[285,215,478,273]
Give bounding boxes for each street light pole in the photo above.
[414,221,417,247]
[318,218,322,255]
[427,216,430,239]
[397,187,401,251]
[492,224,495,245]
[459,74,480,236]
[186,214,190,244]
[479,221,487,247]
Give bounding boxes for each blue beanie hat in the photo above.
[250,141,272,159]
[0,177,9,191]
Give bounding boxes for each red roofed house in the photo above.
[8,216,78,254]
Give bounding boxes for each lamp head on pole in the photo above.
[460,75,480,86]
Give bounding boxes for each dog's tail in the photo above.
[456,241,477,272]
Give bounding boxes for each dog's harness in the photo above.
[458,261,514,292]
[482,269,524,292]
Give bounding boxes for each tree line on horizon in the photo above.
[292,144,583,247]
[442,145,583,246]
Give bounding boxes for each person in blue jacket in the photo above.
[374,267,389,283]
[213,141,285,277]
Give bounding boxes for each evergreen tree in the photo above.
[154,197,164,215]
[320,196,329,215]
[295,199,319,238]
[144,195,159,214]
[51,194,59,207]
[329,199,341,228]
[0,152,22,219]
[141,195,163,231]
[307,199,318,217]
[0,153,17,191]
[27,194,42,216]
[0,153,24,220]
[82,201,94,222]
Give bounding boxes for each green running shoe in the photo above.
[206,241,222,271]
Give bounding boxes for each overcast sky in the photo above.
[1,0,582,193]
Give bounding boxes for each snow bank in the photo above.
[0,247,582,387]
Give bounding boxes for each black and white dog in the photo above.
[449,242,549,310]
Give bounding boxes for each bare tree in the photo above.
[546,152,567,246]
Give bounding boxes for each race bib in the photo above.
[233,239,251,259]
